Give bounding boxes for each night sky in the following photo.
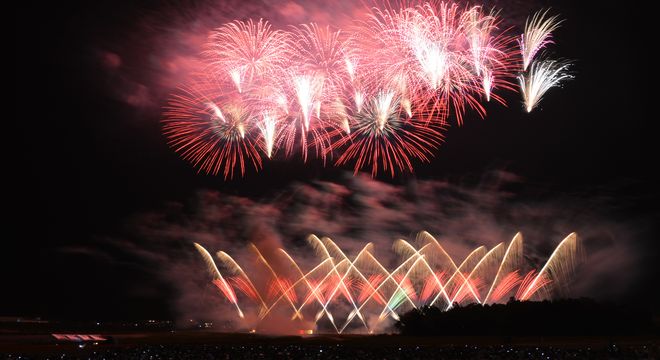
[10,0,658,322]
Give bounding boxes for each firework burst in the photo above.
[519,9,563,71]
[360,2,519,124]
[333,90,444,177]
[162,2,572,178]
[519,60,572,112]
[206,19,290,93]
[163,76,262,178]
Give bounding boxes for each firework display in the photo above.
[519,60,572,113]
[163,3,572,178]
[519,9,562,71]
[194,232,580,334]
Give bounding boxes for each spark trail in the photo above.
[193,231,580,333]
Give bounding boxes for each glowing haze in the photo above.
[79,171,642,333]
[161,2,572,178]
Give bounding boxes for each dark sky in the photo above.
[10,0,658,321]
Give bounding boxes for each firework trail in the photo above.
[447,243,504,306]
[193,243,244,318]
[163,2,572,178]
[519,232,580,300]
[217,251,267,310]
[193,231,580,333]
[488,270,522,303]
[519,60,572,112]
[516,270,551,301]
[483,232,523,303]
[519,9,563,71]
[258,114,276,158]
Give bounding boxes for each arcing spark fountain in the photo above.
[194,231,580,334]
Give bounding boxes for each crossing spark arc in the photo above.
[193,232,580,334]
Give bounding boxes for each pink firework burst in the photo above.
[206,19,290,93]
[161,1,568,178]
[332,90,445,177]
[358,2,518,124]
[162,75,262,179]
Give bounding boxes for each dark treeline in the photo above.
[395,298,655,336]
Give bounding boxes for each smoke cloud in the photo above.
[68,170,647,333]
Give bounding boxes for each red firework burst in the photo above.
[162,75,262,179]
[160,1,560,179]
[332,90,445,177]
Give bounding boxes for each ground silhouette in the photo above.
[395,298,654,336]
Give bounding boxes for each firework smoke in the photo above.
[73,170,647,333]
